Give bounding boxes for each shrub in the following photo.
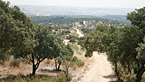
[4,73,70,82]
[25,77,31,82]
[56,72,66,82]
[10,58,21,67]
[66,73,72,82]
[72,65,76,70]
[0,78,3,82]
[14,75,24,82]
[6,75,15,82]
[76,59,85,67]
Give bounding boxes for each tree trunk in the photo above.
[58,63,61,71]
[31,54,41,76]
[66,66,69,79]
[32,65,36,75]
[64,65,69,79]
[114,55,122,82]
[135,61,145,82]
[55,60,58,70]
[32,54,36,75]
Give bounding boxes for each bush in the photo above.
[6,75,15,82]
[25,77,31,82]
[70,38,76,43]
[14,75,24,82]
[66,73,72,82]
[0,49,10,62]
[56,72,66,82]
[10,58,21,67]
[72,65,76,70]
[76,59,85,67]
[0,78,3,82]
[4,73,70,82]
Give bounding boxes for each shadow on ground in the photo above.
[103,75,118,82]
[39,69,62,73]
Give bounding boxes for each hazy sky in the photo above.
[3,0,145,8]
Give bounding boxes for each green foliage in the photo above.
[4,74,71,82]
[56,72,66,82]
[69,43,79,50]
[83,24,143,81]
[6,74,15,82]
[54,44,74,71]
[119,25,143,66]
[76,59,85,67]
[127,7,145,29]
[0,0,35,61]
[12,58,21,67]
[30,16,128,28]
[82,7,145,82]
[56,56,62,64]
[100,15,131,25]
[70,38,76,43]
[84,24,110,57]
[66,35,79,40]
[61,55,77,80]
[67,35,79,43]
[72,65,77,70]
[0,78,2,82]
[141,77,145,82]
[66,73,72,82]
[0,49,9,62]
[14,75,24,82]
[78,37,86,48]
[81,28,95,35]
[123,72,136,82]
[136,37,145,60]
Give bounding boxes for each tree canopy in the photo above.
[0,0,75,76]
[82,7,145,82]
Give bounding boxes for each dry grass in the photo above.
[17,72,25,76]
[84,65,89,71]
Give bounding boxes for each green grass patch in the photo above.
[3,72,71,82]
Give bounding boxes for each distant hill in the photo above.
[30,16,129,29]
[51,15,131,25]
[99,15,131,25]
[18,5,134,16]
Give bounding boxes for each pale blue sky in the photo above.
[3,0,145,8]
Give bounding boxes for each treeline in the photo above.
[0,0,84,81]
[79,7,145,82]
[30,16,128,28]
[99,15,131,25]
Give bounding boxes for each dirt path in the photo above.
[77,52,115,82]
[72,28,115,82]
[74,27,84,37]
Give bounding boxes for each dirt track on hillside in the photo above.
[72,28,116,82]
[77,52,115,82]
